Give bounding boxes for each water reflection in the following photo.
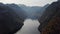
[16,19,40,34]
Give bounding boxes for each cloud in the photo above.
[0,0,57,6]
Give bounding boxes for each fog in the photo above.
[16,19,40,34]
[0,0,57,6]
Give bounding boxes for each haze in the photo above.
[0,0,57,6]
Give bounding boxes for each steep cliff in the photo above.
[38,0,60,34]
[0,3,25,34]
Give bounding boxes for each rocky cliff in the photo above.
[38,0,60,34]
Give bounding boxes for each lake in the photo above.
[15,19,40,34]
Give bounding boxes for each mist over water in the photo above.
[16,19,40,34]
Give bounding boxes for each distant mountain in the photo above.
[34,4,50,19]
[19,4,49,19]
[19,4,42,14]
[6,4,27,19]
[5,3,49,19]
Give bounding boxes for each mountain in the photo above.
[6,4,27,19]
[34,4,50,19]
[0,3,26,34]
[38,0,60,34]
[19,4,49,19]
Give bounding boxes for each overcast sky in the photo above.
[0,0,57,6]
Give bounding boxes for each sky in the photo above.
[0,0,57,6]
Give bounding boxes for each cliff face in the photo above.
[0,3,25,34]
[38,1,60,34]
[42,11,60,34]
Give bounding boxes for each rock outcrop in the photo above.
[38,0,60,34]
[0,3,25,34]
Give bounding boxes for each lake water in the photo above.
[16,19,40,34]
